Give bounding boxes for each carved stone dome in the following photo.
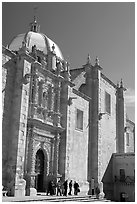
[8,18,64,60]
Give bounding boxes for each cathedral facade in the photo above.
[2,18,135,197]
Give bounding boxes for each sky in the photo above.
[2,2,135,122]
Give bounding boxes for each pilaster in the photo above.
[53,133,61,180]
[4,46,33,196]
[116,80,126,153]
[84,56,102,193]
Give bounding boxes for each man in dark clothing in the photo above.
[68,180,72,195]
[74,181,79,195]
[47,180,54,196]
[57,179,62,196]
[63,180,68,196]
[95,186,100,199]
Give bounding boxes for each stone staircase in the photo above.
[42,195,111,202]
[2,194,111,202]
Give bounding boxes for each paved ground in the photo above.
[2,194,111,202]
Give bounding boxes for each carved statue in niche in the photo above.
[56,60,61,76]
[32,45,37,60]
[47,85,52,111]
[41,56,47,69]
[42,91,48,108]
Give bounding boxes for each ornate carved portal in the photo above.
[35,149,46,192]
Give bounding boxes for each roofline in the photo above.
[70,68,117,89]
[126,118,135,126]
[72,88,91,101]
[112,152,135,157]
[70,67,85,71]
[101,73,117,89]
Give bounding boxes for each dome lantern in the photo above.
[30,16,40,33]
[8,20,64,60]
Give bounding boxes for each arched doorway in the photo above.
[35,149,45,192]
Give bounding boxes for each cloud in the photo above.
[125,88,135,107]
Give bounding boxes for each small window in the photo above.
[76,109,83,130]
[126,133,129,146]
[37,56,42,63]
[120,169,125,181]
[105,92,111,114]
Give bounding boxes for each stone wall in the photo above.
[2,54,10,114]
[125,119,135,153]
[98,77,117,183]
[65,87,89,193]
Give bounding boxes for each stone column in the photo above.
[26,126,37,196]
[53,80,61,126]
[51,85,55,112]
[29,65,39,118]
[38,80,44,107]
[53,133,61,181]
[50,137,55,176]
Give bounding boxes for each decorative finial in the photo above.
[117,81,119,88]
[34,6,38,21]
[67,61,70,71]
[67,61,71,80]
[120,78,123,88]
[87,54,91,64]
[22,41,26,48]
[95,56,99,66]
[52,44,55,52]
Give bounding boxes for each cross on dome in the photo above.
[30,8,40,32]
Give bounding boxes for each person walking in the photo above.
[57,179,62,196]
[68,180,73,195]
[63,180,68,196]
[74,181,80,195]
[47,180,54,196]
[95,185,100,199]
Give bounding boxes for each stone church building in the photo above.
[2,17,135,197]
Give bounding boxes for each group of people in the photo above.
[47,179,80,196]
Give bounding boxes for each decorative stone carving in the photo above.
[53,80,62,126]
[32,45,37,60]
[56,61,61,76]
[53,133,61,177]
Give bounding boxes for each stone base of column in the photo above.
[30,188,37,196]
[79,181,89,196]
[95,182,105,199]
[99,182,105,199]
[14,179,26,197]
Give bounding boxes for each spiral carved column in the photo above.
[54,80,61,126]
[53,133,61,180]
[25,126,37,195]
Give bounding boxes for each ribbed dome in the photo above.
[8,31,64,60]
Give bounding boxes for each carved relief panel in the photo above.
[31,73,55,123]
